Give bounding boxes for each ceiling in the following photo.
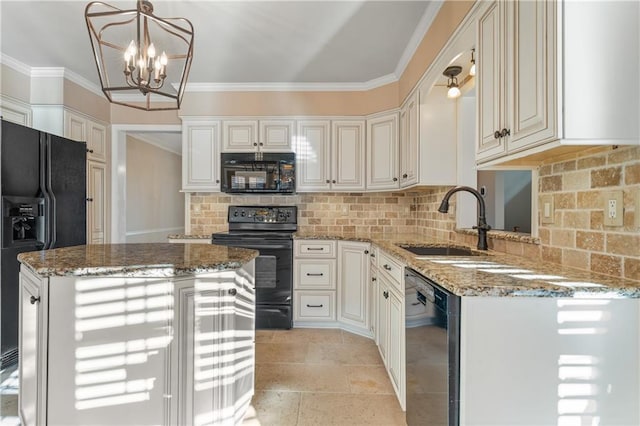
[0,0,442,90]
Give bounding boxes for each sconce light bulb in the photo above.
[447,85,461,99]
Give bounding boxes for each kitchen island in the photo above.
[18,243,258,426]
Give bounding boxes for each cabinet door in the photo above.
[477,1,506,161]
[182,122,221,191]
[87,120,107,162]
[87,160,107,244]
[367,113,399,190]
[223,120,258,152]
[400,94,419,188]
[259,119,294,152]
[295,120,331,192]
[505,0,557,152]
[332,120,366,191]
[64,110,86,142]
[337,241,369,331]
[19,270,47,426]
[388,288,404,400]
[376,278,389,366]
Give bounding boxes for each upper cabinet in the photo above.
[182,120,221,192]
[366,113,399,191]
[222,119,294,152]
[476,0,639,165]
[296,119,366,192]
[63,110,107,162]
[399,93,419,188]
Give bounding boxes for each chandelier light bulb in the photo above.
[127,40,137,57]
[147,43,156,58]
[160,51,168,66]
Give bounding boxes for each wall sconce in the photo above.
[470,48,476,76]
[443,66,462,99]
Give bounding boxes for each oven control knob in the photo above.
[233,211,239,217]
[241,211,246,217]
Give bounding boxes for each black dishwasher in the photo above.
[405,268,461,426]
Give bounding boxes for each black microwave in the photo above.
[220,152,295,194]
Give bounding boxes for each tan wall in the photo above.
[398,0,475,102]
[126,136,184,241]
[0,64,31,103]
[63,80,111,123]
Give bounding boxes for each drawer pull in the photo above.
[306,273,324,277]
[306,304,324,308]
[30,296,40,304]
[306,247,325,251]
[383,264,392,271]
[411,302,421,306]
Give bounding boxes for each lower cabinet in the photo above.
[87,160,107,244]
[18,265,255,426]
[293,240,337,324]
[337,241,370,333]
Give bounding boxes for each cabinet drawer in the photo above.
[295,259,336,289]
[295,240,336,257]
[295,292,335,321]
[378,251,404,292]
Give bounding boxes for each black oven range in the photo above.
[212,205,297,329]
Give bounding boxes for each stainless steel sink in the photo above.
[397,244,483,256]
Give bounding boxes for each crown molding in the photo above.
[0,53,32,76]
[394,0,444,78]
[182,73,398,93]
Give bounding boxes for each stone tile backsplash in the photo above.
[190,146,639,282]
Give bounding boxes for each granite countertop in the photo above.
[18,243,258,278]
[293,231,640,298]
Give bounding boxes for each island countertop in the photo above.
[18,243,258,278]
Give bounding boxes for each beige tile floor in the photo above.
[242,328,406,426]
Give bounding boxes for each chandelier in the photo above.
[85,1,194,111]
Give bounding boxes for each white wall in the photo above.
[125,135,184,242]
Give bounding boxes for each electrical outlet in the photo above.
[634,188,640,229]
[603,190,623,227]
[340,205,349,217]
[541,194,554,224]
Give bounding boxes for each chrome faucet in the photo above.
[438,186,491,250]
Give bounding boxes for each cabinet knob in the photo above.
[383,264,392,271]
[253,142,258,146]
[216,179,220,184]
[86,149,94,153]
[494,130,501,139]
[383,291,389,299]
[86,198,94,202]
[402,173,408,179]
[370,253,375,258]
[228,288,237,296]
[500,128,511,137]
[371,277,377,282]
[393,177,398,182]
[30,296,40,305]
[332,180,336,184]
[259,142,263,146]
[364,250,369,254]
[326,179,330,184]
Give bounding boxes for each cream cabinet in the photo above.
[293,240,337,324]
[477,0,639,165]
[337,241,370,333]
[399,93,419,188]
[181,120,221,192]
[63,109,109,244]
[63,110,107,162]
[296,120,365,192]
[375,248,406,410]
[0,95,32,126]
[366,113,399,191]
[87,161,107,245]
[222,119,294,152]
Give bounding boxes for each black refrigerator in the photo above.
[0,119,87,368]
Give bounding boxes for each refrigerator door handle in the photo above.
[40,134,52,250]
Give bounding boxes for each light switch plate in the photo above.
[541,194,554,224]
[603,190,624,227]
